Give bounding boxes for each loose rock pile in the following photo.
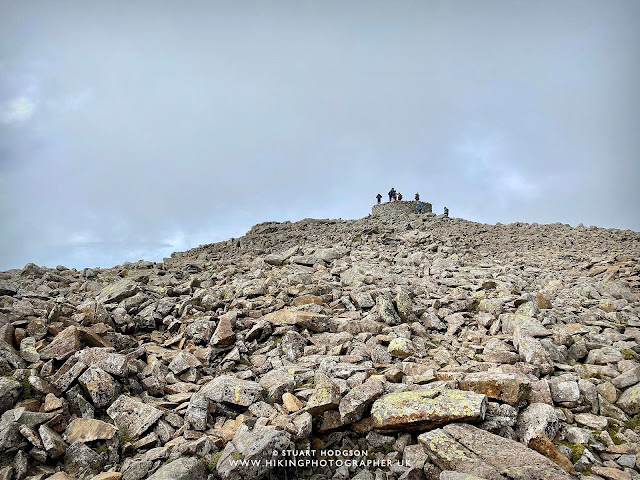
[0,210,639,480]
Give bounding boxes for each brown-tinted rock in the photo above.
[39,326,82,361]
[64,418,117,443]
[210,316,235,346]
[459,372,531,406]
[527,436,575,473]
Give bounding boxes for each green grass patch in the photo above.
[557,441,585,463]
[21,369,32,400]
[119,434,136,445]
[620,349,640,361]
[625,414,640,431]
[209,451,223,472]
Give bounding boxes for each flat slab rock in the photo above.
[64,418,117,443]
[419,423,574,480]
[260,309,329,332]
[106,395,162,438]
[371,388,487,432]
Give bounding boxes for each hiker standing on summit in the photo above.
[376,193,382,204]
[388,188,396,202]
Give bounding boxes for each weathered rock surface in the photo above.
[371,388,488,432]
[419,423,574,480]
[146,457,207,480]
[107,395,163,438]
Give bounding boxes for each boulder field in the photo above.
[0,210,639,480]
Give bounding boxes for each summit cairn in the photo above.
[0,212,639,479]
[372,199,433,218]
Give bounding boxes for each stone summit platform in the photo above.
[371,200,432,217]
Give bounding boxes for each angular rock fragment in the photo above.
[39,326,82,361]
[516,403,559,445]
[201,375,264,407]
[167,351,201,374]
[307,383,341,415]
[146,457,207,480]
[107,395,163,438]
[78,366,119,408]
[64,441,103,475]
[0,376,21,411]
[210,315,235,346]
[258,369,295,403]
[387,337,416,358]
[96,279,139,304]
[459,372,531,406]
[616,383,640,414]
[185,392,209,431]
[339,377,384,424]
[39,424,67,459]
[50,358,87,390]
[64,418,117,443]
[371,388,487,432]
[76,347,130,376]
[217,424,291,480]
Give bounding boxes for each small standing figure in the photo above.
[444,206,449,217]
[388,188,395,202]
[397,192,403,201]
[415,192,420,201]
[417,202,423,214]
[376,193,382,204]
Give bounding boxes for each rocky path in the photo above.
[0,211,639,480]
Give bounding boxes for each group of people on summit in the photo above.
[375,188,448,217]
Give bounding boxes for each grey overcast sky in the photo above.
[1,0,639,270]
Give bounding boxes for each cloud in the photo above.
[1,96,37,124]
[46,87,93,113]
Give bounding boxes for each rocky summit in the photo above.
[1,203,640,480]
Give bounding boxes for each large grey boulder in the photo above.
[217,424,291,480]
[147,457,207,480]
[339,377,384,424]
[516,403,559,445]
[201,375,264,407]
[107,395,163,438]
[96,279,140,304]
[419,423,574,480]
[75,347,130,376]
[0,377,21,411]
[616,383,640,415]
